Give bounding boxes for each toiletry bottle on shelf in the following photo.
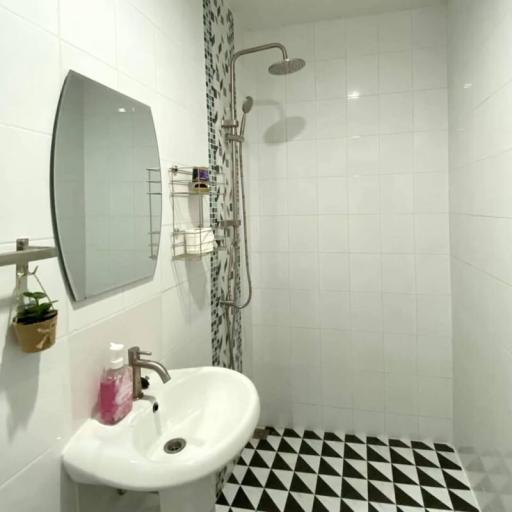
[192,167,209,193]
[98,342,133,425]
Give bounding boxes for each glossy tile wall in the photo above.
[240,4,453,441]
[448,1,512,510]
[0,1,210,511]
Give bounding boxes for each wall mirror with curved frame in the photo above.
[51,71,162,302]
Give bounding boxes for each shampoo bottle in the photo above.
[98,342,133,425]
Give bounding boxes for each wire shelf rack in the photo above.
[168,165,224,258]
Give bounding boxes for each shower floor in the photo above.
[216,427,479,512]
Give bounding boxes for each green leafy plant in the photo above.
[15,291,57,325]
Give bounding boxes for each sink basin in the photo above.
[62,366,260,493]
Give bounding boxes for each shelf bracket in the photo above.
[0,238,58,276]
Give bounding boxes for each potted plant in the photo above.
[13,290,58,353]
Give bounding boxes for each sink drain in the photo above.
[163,438,186,454]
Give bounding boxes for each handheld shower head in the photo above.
[239,96,254,137]
[242,96,254,114]
[268,57,306,75]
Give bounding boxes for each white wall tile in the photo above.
[386,413,419,439]
[257,252,290,290]
[417,334,452,378]
[417,376,452,418]
[290,327,321,366]
[317,99,347,139]
[353,410,386,435]
[322,365,353,409]
[319,290,350,330]
[414,173,449,213]
[281,22,316,62]
[260,143,287,178]
[384,333,417,374]
[347,55,379,97]
[386,373,418,415]
[287,101,318,140]
[346,16,379,56]
[318,177,348,214]
[413,47,447,90]
[0,445,75,512]
[318,253,350,291]
[350,254,382,292]
[414,131,448,173]
[0,0,58,32]
[381,214,415,253]
[287,64,316,102]
[379,52,412,93]
[352,330,384,372]
[321,329,352,369]
[349,215,381,253]
[117,2,156,87]
[414,89,448,131]
[0,127,53,240]
[319,215,348,253]
[289,215,318,253]
[60,0,116,65]
[379,11,412,53]
[0,9,60,132]
[380,133,414,174]
[290,252,318,290]
[413,5,447,49]
[382,255,416,293]
[315,19,346,61]
[416,255,451,294]
[317,139,346,176]
[347,135,379,174]
[315,59,346,100]
[347,96,379,136]
[382,293,416,334]
[417,294,451,336]
[353,371,385,411]
[60,43,117,87]
[350,292,382,331]
[288,140,317,177]
[349,175,380,214]
[260,179,288,215]
[380,92,413,134]
[380,174,414,214]
[414,214,449,254]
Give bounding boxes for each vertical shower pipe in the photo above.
[225,43,297,368]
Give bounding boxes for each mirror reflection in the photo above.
[52,71,161,302]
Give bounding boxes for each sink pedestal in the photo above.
[159,475,216,512]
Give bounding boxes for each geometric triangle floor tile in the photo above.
[216,427,481,512]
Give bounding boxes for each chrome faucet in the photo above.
[128,346,171,399]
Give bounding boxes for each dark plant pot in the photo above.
[13,311,58,353]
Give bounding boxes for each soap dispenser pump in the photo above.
[98,342,133,425]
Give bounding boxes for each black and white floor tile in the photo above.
[216,427,480,512]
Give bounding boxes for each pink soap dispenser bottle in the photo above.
[98,342,133,425]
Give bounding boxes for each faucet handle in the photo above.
[128,346,152,361]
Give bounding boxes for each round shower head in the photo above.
[242,96,254,114]
[268,57,306,75]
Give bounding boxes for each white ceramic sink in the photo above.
[63,366,260,495]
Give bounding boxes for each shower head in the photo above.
[268,57,306,75]
[242,96,254,114]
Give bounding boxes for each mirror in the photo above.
[51,71,162,302]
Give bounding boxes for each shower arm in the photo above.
[229,43,288,123]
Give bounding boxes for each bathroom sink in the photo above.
[62,366,260,492]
